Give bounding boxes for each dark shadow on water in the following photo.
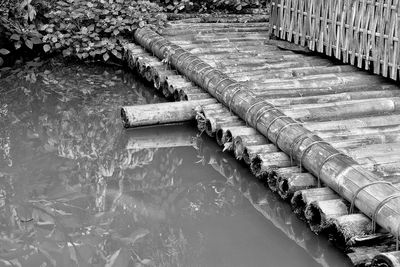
[0,62,352,266]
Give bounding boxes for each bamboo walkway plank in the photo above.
[122,17,400,266]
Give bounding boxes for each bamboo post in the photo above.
[134,27,400,239]
[121,99,216,128]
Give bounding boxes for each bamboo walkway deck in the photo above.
[123,17,400,266]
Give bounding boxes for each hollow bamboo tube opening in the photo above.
[371,251,400,267]
[305,199,349,234]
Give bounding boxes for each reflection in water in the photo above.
[0,62,351,266]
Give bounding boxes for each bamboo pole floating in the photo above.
[134,28,400,238]
[121,99,216,128]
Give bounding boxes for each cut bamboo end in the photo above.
[242,144,280,165]
[277,172,317,200]
[304,199,349,234]
[250,152,292,178]
[268,166,301,192]
[233,134,268,160]
[372,251,400,267]
[326,214,374,249]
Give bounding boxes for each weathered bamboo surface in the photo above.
[124,18,400,266]
[195,102,400,266]
[121,99,216,128]
[270,0,400,81]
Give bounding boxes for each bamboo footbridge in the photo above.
[121,9,400,267]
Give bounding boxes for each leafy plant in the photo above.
[40,0,166,62]
[153,0,269,13]
[0,0,166,66]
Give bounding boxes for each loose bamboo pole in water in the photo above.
[121,99,216,128]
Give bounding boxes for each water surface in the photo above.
[0,62,352,267]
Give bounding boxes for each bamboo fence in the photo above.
[270,0,400,80]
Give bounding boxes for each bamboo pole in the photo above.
[277,172,318,200]
[206,116,244,136]
[134,28,400,238]
[305,199,349,234]
[233,134,268,160]
[250,152,292,178]
[371,251,400,267]
[121,99,216,128]
[242,144,280,165]
[267,166,300,192]
[348,244,398,267]
[327,214,375,249]
[291,187,339,218]
[249,84,398,98]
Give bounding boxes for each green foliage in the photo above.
[0,0,46,65]
[0,0,166,65]
[41,0,166,61]
[153,0,269,13]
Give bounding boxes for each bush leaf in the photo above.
[0,49,10,55]
[43,44,51,52]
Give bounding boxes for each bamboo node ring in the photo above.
[192,61,205,72]
[185,57,200,70]
[372,193,400,233]
[204,70,226,93]
[349,181,393,214]
[289,133,312,167]
[175,50,192,62]
[227,84,243,112]
[214,78,232,98]
[150,38,165,51]
[245,100,270,126]
[317,152,347,187]
[275,122,303,145]
[299,141,330,172]
[254,106,278,127]
[265,116,291,141]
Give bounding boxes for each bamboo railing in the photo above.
[270,0,400,80]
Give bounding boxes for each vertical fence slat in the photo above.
[270,0,400,81]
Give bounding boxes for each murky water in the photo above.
[0,62,352,267]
